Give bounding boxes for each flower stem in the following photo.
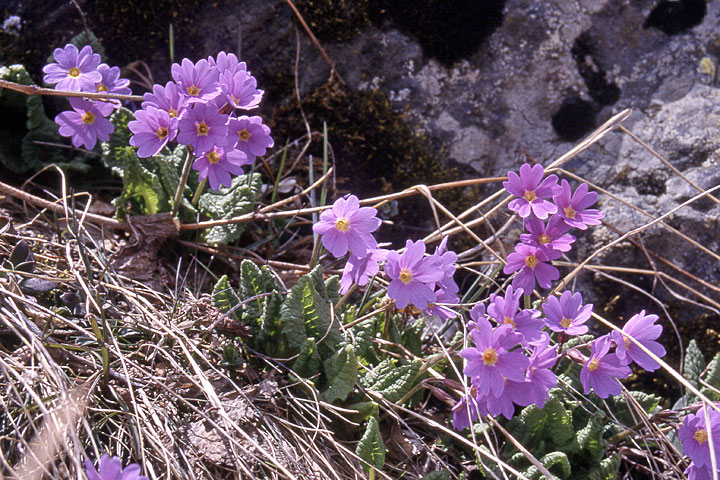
[171,147,194,217]
[192,178,207,207]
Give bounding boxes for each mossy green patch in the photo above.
[293,0,370,44]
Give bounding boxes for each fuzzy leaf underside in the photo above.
[198,173,261,245]
[320,344,358,403]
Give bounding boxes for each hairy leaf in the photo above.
[293,337,320,379]
[211,275,241,321]
[402,317,425,357]
[321,344,357,403]
[360,359,421,404]
[356,416,386,472]
[351,315,379,364]
[198,173,261,245]
[701,353,720,400]
[588,453,621,480]
[257,291,284,355]
[421,472,451,480]
[576,413,605,462]
[524,451,571,480]
[685,339,706,389]
[101,107,134,172]
[111,147,170,217]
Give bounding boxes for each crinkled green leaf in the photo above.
[356,416,386,472]
[345,401,379,422]
[199,173,261,245]
[111,147,169,217]
[588,453,621,480]
[257,291,284,355]
[685,339,706,388]
[320,344,357,403]
[701,353,720,400]
[360,359,421,404]
[524,451,571,480]
[211,275,241,321]
[293,337,320,379]
[507,398,575,453]
[101,107,134,172]
[351,315,379,364]
[576,413,605,462]
[401,317,425,357]
[421,471,451,480]
[325,275,341,305]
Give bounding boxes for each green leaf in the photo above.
[293,337,320,379]
[320,344,358,403]
[257,291,284,355]
[588,453,621,480]
[360,359,421,404]
[576,413,605,461]
[685,339,706,388]
[101,107,135,172]
[111,147,169,217]
[345,401,379,422]
[507,398,575,453]
[325,275,341,305]
[211,275,242,321]
[701,353,720,400]
[421,471,451,480]
[66,30,106,63]
[199,173,262,245]
[401,317,425,357]
[351,315,379,364]
[356,416,386,472]
[524,451,571,480]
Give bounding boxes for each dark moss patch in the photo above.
[368,0,505,67]
[293,0,371,43]
[272,81,479,245]
[644,0,706,35]
[632,170,667,196]
[571,32,621,106]
[551,97,597,142]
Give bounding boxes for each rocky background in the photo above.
[2,0,719,347]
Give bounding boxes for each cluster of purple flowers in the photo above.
[43,44,130,149]
[85,454,149,480]
[312,195,459,316]
[679,404,720,479]
[129,53,273,189]
[502,163,603,293]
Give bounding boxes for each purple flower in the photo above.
[85,454,149,480]
[141,81,188,120]
[503,163,560,219]
[43,44,102,92]
[429,237,458,293]
[520,215,575,253]
[678,405,720,469]
[128,106,178,158]
[519,334,558,408]
[452,388,486,430]
[542,290,593,336]
[487,286,544,344]
[209,51,247,76]
[503,243,560,293]
[177,102,228,154]
[227,116,274,158]
[485,378,533,419]
[192,145,250,190]
[55,98,114,149]
[171,58,221,104]
[610,310,666,372]
[385,239,444,310]
[312,195,381,258]
[423,288,459,320]
[461,317,528,397]
[580,335,631,398]
[553,180,604,230]
[684,463,715,480]
[219,70,263,110]
[89,63,131,115]
[340,248,388,294]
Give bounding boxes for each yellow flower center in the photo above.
[503,316,515,327]
[524,255,538,268]
[695,429,708,444]
[624,337,630,349]
[335,217,350,232]
[81,112,95,125]
[155,127,168,139]
[96,83,108,92]
[186,85,200,96]
[524,190,536,202]
[560,317,572,329]
[196,121,210,136]
[539,234,551,244]
[207,151,220,164]
[482,348,498,366]
[237,129,251,141]
[168,108,178,118]
[399,269,413,284]
[68,67,81,78]
[587,359,600,371]
[564,206,576,219]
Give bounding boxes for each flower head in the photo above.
[423,288,459,320]
[385,240,444,310]
[192,145,250,190]
[553,180,604,230]
[520,215,575,254]
[521,334,558,408]
[503,163,560,219]
[542,290,593,336]
[219,70,263,110]
[171,58,221,104]
[580,335,631,398]
[487,286,544,344]
[129,106,178,158]
[429,237,458,293]
[461,316,528,397]
[85,454,149,480]
[678,405,720,469]
[313,195,381,258]
[177,102,228,154]
[209,51,247,76]
[503,243,560,293]
[227,116,274,158]
[54,98,113,149]
[340,248,388,294]
[611,310,666,371]
[43,44,102,91]
[452,388,486,430]
[142,81,188,120]
[684,464,714,480]
[91,63,131,115]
